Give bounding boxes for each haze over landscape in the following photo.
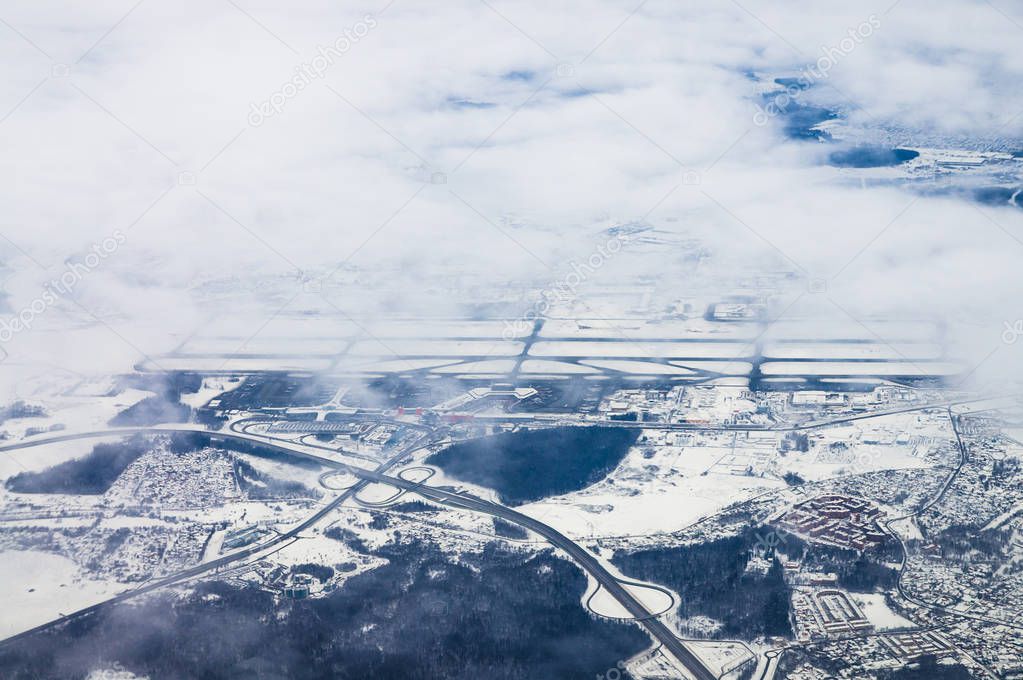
[1,1,1023,679]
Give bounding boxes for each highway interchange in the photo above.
[0,395,1010,679]
[0,421,718,680]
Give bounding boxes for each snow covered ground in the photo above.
[177,337,342,356]
[580,360,696,375]
[0,436,123,482]
[518,437,784,538]
[0,550,129,639]
[762,343,942,360]
[0,384,152,445]
[760,361,963,377]
[539,318,760,340]
[348,339,523,357]
[581,552,676,620]
[179,377,243,410]
[850,593,916,631]
[530,341,751,359]
[361,320,529,339]
[148,356,332,372]
[760,320,939,342]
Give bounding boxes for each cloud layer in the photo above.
[0,0,1021,391]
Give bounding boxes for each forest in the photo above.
[426,426,639,505]
[108,373,200,426]
[0,541,649,680]
[5,435,151,494]
[612,525,793,639]
[779,532,901,592]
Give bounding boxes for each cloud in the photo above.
[0,0,1021,392]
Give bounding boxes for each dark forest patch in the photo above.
[0,543,649,680]
[493,518,528,540]
[611,525,792,639]
[828,146,919,168]
[109,396,190,427]
[778,533,900,592]
[182,432,324,472]
[388,501,436,513]
[5,436,151,495]
[0,401,47,422]
[291,563,334,583]
[426,426,639,505]
[232,458,318,500]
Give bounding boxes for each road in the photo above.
[0,428,430,648]
[883,408,1023,633]
[473,395,1008,433]
[0,426,717,680]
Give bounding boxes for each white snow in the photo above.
[762,343,942,360]
[850,593,916,631]
[178,337,341,355]
[179,377,243,410]
[530,341,751,359]
[582,562,675,620]
[580,360,696,375]
[361,320,528,338]
[518,436,783,539]
[519,360,600,374]
[760,361,963,377]
[431,360,519,374]
[146,356,332,372]
[0,436,126,482]
[0,550,130,639]
[347,339,523,357]
[355,482,403,504]
[540,318,760,340]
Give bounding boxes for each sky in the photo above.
[1,0,1022,393]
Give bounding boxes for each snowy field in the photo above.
[196,316,361,340]
[530,341,752,359]
[519,360,600,374]
[760,320,939,342]
[0,551,129,639]
[581,553,676,619]
[761,343,943,360]
[580,360,697,375]
[177,337,344,356]
[332,358,460,373]
[0,383,153,445]
[360,320,530,339]
[760,361,963,377]
[145,356,332,372]
[518,448,782,538]
[850,593,916,631]
[347,339,524,357]
[0,437,125,482]
[430,360,519,374]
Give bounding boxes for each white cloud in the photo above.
[0,0,1021,391]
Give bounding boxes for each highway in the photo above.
[409,486,716,678]
[0,426,717,680]
[0,428,430,648]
